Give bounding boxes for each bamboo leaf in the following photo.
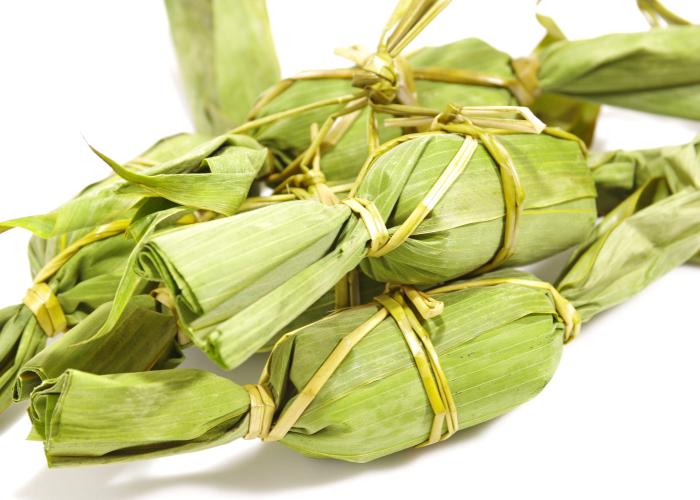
[591,136,700,214]
[557,185,700,321]
[91,143,266,216]
[538,26,700,120]
[165,0,280,134]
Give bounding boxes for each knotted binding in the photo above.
[22,283,66,338]
[375,287,457,445]
[243,383,275,440]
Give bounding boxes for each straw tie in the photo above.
[243,383,276,440]
[510,56,541,106]
[429,277,581,343]
[273,123,342,207]
[375,286,457,445]
[22,283,66,337]
[333,45,417,107]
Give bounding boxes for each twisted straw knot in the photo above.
[341,197,391,257]
[352,49,398,104]
[243,383,275,440]
[280,169,340,206]
[382,283,444,320]
[429,104,466,130]
[22,283,67,337]
[274,169,330,200]
[302,169,327,187]
[342,47,416,106]
[280,169,327,191]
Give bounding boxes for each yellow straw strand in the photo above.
[429,277,581,342]
[244,384,276,440]
[22,283,67,337]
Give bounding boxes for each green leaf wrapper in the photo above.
[13,295,182,402]
[538,26,700,121]
[2,133,196,243]
[558,185,700,321]
[588,136,700,266]
[0,235,135,412]
[590,136,700,214]
[1,133,268,240]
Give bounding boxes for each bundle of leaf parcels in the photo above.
[4,0,700,471]
[122,107,596,369]
[27,175,700,465]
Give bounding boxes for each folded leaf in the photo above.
[538,26,700,120]
[1,134,267,239]
[590,136,700,214]
[0,234,136,412]
[557,184,700,321]
[14,295,181,401]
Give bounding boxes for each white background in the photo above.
[1,1,700,499]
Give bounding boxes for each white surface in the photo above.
[1,1,700,499]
